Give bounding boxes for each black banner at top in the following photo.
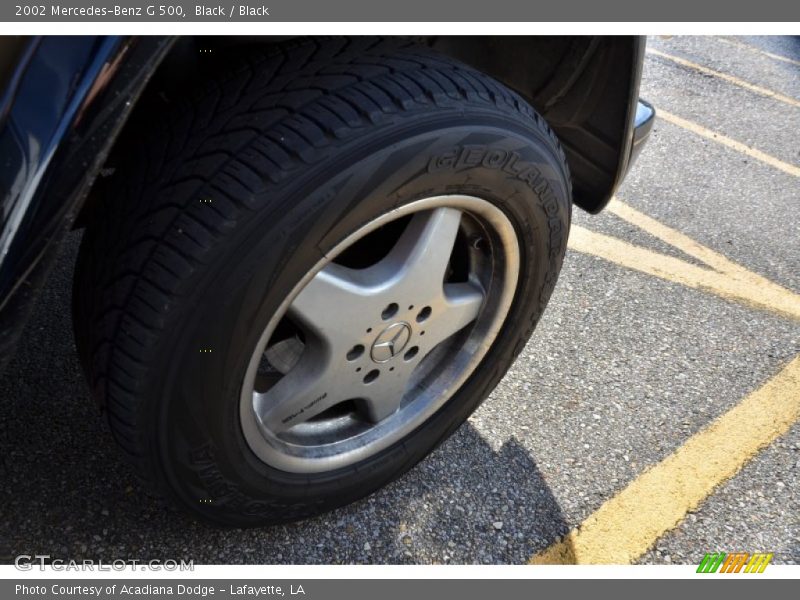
[3,0,800,22]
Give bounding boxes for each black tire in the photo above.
[73,37,572,526]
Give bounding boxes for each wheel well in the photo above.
[428,36,641,213]
[75,35,639,226]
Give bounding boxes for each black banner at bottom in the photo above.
[2,579,792,600]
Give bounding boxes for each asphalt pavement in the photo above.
[1,35,798,566]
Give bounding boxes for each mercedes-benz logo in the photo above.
[370,322,412,363]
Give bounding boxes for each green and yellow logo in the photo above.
[697,552,773,573]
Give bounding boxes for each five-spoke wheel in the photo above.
[241,196,520,473]
[74,38,571,524]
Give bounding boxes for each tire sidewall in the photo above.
[145,113,571,525]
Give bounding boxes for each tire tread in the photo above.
[73,36,571,517]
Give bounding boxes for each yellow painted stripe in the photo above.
[716,36,800,68]
[657,109,800,178]
[607,198,738,272]
[530,355,800,564]
[567,224,800,321]
[647,48,800,109]
[607,197,800,309]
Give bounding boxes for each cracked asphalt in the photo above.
[1,35,798,565]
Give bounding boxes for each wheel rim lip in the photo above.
[239,194,520,474]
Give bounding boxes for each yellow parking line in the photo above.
[646,48,800,109]
[657,109,800,178]
[607,198,800,299]
[530,355,800,564]
[568,221,800,321]
[606,198,740,272]
[715,36,800,68]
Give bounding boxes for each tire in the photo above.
[73,37,572,526]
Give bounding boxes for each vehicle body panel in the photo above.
[0,35,651,369]
[0,35,172,369]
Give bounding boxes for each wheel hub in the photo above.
[370,322,412,363]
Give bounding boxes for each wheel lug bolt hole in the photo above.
[366,327,372,333]
[408,305,414,310]
[381,303,399,320]
[363,369,380,384]
[347,344,365,361]
[404,346,419,361]
[416,306,432,323]
[356,367,362,373]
